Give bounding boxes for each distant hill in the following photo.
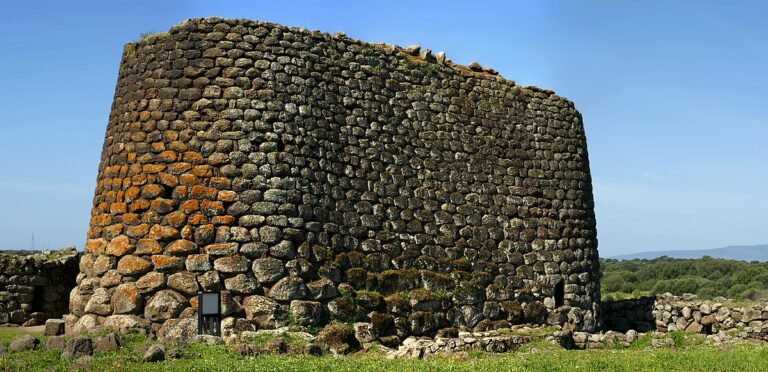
[610,244,768,262]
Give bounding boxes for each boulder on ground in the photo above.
[94,332,123,353]
[61,336,93,360]
[143,344,166,362]
[9,335,40,351]
[45,319,66,336]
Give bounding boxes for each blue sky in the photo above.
[0,1,765,256]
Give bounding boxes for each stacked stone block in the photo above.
[70,17,599,340]
[0,249,79,326]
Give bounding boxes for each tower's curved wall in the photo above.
[71,17,599,338]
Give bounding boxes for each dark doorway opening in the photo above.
[31,286,46,313]
[554,280,565,307]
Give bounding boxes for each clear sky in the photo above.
[0,0,765,256]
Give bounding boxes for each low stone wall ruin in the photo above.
[0,249,80,326]
[602,294,768,341]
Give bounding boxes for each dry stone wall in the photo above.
[0,249,79,326]
[603,294,768,341]
[70,17,599,340]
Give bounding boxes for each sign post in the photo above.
[197,291,221,337]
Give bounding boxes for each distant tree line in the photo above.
[600,256,768,301]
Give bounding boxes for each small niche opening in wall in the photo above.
[31,286,46,313]
[554,280,565,307]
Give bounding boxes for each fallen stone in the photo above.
[143,344,166,362]
[9,335,40,351]
[94,333,123,353]
[61,336,93,360]
[45,319,66,336]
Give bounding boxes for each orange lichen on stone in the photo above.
[124,186,141,202]
[187,213,209,225]
[217,190,237,202]
[104,223,124,238]
[106,235,135,257]
[183,151,204,164]
[91,214,113,227]
[158,150,178,163]
[172,186,188,200]
[181,225,194,240]
[86,238,108,255]
[151,255,183,271]
[143,164,166,174]
[122,213,140,225]
[141,184,164,199]
[150,198,175,213]
[168,162,192,175]
[192,165,213,178]
[210,177,231,189]
[129,199,150,212]
[149,224,179,240]
[204,243,238,255]
[190,185,217,199]
[166,239,198,255]
[158,172,178,188]
[200,199,224,215]
[131,174,148,186]
[135,238,163,255]
[117,255,152,275]
[179,173,198,186]
[211,215,235,225]
[110,202,128,214]
[164,210,187,226]
[105,165,122,177]
[125,224,149,238]
[180,200,199,213]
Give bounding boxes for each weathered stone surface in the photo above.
[223,273,257,294]
[143,344,166,362]
[290,300,323,326]
[167,240,198,256]
[112,283,142,314]
[94,333,123,353]
[137,272,166,292]
[185,254,212,272]
[315,322,359,355]
[243,295,281,328]
[197,271,223,291]
[117,255,152,276]
[145,290,187,322]
[168,272,200,295]
[106,235,134,257]
[45,319,66,336]
[85,287,112,315]
[73,314,99,334]
[252,257,285,283]
[103,314,149,334]
[9,335,40,351]
[213,255,250,273]
[61,336,93,359]
[269,276,307,301]
[159,317,197,343]
[151,255,184,272]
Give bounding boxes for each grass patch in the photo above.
[3,330,768,371]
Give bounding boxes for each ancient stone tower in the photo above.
[70,17,599,339]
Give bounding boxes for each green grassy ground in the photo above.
[2,328,768,371]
